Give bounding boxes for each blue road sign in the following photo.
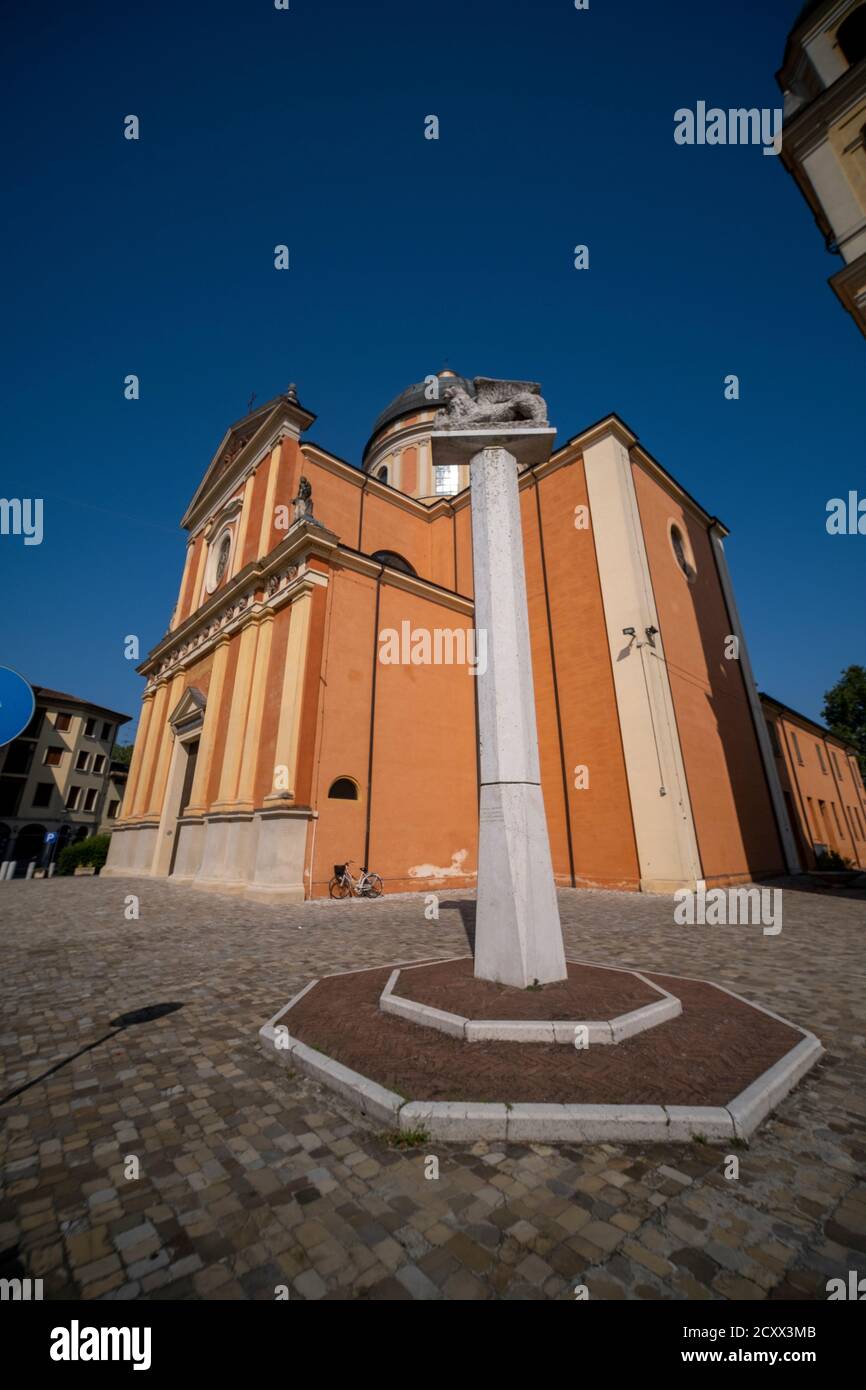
[44,832,57,844]
[0,667,35,746]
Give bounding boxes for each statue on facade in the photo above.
[435,377,548,430]
[292,475,321,526]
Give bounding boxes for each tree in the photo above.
[111,742,134,767]
[822,666,866,775]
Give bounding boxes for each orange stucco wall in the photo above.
[633,465,784,884]
[360,489,433,580]
[767,706,866,869]
[126,415,791,898]
[176,534,204,626]
[307,566,479,896]
[523,463,640,889]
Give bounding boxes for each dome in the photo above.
[363,370,474,460]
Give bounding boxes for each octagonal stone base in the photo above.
[259,961,823,1144]
[379,957,681,1044]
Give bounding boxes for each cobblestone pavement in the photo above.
[1,876,864,1301]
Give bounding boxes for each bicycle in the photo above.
[329,859,384,899]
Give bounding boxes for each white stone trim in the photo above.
[583,427,702,891]
[378,964,681,1044]
[258,963,823,1142]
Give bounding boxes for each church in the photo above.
[105,371,807,899]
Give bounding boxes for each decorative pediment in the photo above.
[181,391,317,534]
[169,686,206,731]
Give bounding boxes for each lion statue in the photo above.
[435,377,547,430]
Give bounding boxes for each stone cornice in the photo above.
[301,440,455,520]
[333,548,473,613]
[551,416,727,535]
[138,519,473,688]
[781,60,866,158]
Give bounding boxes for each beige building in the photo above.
[777,0,866,336]
[0,686,130,875]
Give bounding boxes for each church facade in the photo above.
[105,372,805,900]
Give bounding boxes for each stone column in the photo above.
[230,476,256,579]
[131,680,170,818]
[212,620,259,810]
[235,611,275,809]
[184,636,231,816]
[264,588,314,804]
[144,673,185,818]
[469,444,567,987]
[170,540,196,632]
[121,688,156,820]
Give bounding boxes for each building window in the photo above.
[32,783,53,808]
[0,783,22,817]
[102,722,112,741]
[830,750,841,779]
[65,785,81,811]
[816,743,827,774]
[766,721,781,757]
[376,466,389,483]
[55,712,71,731]
[831,801,845,837]
[3,741,33,775]
[837,9,866,67]
[434,464,458,496]
[791,731,804,766]
[93,754,106,774]
[328,777,359,800]
[84,717,96,737]
[83,788,97,813]
[22,710,42,739]
[370,550,417,577]
[853,805,865,840]
[107,800,120,820]
[44,747,64,767]
[669,523,696,581]
[75,751,90,772]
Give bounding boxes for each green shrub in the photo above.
[814,846,854,871]
[57,834,111,876]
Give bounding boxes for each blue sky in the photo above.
[2,0,862,743]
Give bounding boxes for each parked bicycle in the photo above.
[329,859,384,899]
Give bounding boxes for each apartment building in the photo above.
[0,686,131,874]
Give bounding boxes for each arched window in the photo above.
[328,777,359,800]
[838,8,866,67]
[376,466,388,483]
[371,550,417,576]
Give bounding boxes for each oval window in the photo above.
[669,523,696,581]
[205,528,233,593]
